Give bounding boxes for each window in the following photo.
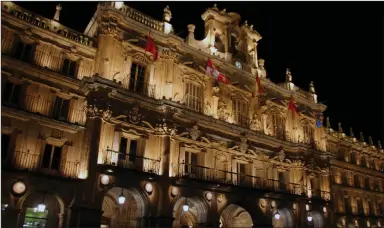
[185,82,203,112]
[184,151,198,175]
[350,152,356,164]
[2,81,21,105]
[356,199,363,214]
[52,97,70,121]
[41,143,62,170]
[361,156,366,167]
[118,137,138,162]
[365,178,370,189]
[129,63,146,93]
[354,175,360,188]
[232,99,248,127]
[271,114,284,139]
[1,134,11,161]
[237,163,246,185]
[61,59,77,77]
[23,207,48,228]
[344,198,351,213]
[14,41,33,62]
[303,124,314,144]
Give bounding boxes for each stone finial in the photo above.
[368,136,374,146]
[54,4,62,21]
[338,122,343,133]
[309,81,316,94]
[360,132,365,143]
[349,127,354,138]
[187,24,196,34]
[286,68,292,82]
[250,24,254,30]
[378,140,382,149]
[244,20,248,26]
[326,117,331,129]
[212,3,218,10]
[258,59,265,68]
[163,5,172,22]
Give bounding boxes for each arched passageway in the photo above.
[311,211,325,228]
[19,191,64,228]
[101,187,147,228]
[172,196,208,228]
[220,204,253,228]
[272,208,294,228]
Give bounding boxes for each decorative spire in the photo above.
[212,3,218,10]
[378,140,382,149]
[326,117,331,129]
[338,122,343,133]
[53,4,62,21]
[244,20,248,26]
[286,68,292,82]
[349,127,354,138]
[163,5,172,22]
[309,81,316,94]
[360,132,365,143]
[368,136,374,146]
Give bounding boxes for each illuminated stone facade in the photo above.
[1,2,383,228]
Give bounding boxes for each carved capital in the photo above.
[159,48,180,62]
[84,104,112,120]
[99,22,119,38]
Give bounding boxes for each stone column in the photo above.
[94,22,120,80]
[205,192,220,227]
[68,116,104,227]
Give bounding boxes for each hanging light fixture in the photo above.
[182,198,189,212]
[37,194,46,212]
[307,212,313,222]
[118,188,126,205]
[274,210,281,220]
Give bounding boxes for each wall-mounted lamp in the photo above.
[118,188,125,205]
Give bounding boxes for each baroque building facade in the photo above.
[1,2,383,228]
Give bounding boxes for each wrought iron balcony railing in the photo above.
[177,163,304,195]
[183,94,204,113]
[310,189,331,201]
[2,94,86,126]
[100,149,160,175]
[1,42,92,80]
[120,76,157,99]
[5,150,80,179]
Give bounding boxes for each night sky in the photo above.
[15,1,384,143]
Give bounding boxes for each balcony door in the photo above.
[232,99,248,127]
[185,82,203,112]
[118,137,138,169]
[2,80,21,106]
[52,97,70,121]
[129,63,145,94]
[14,41,34,62]
[184,151,198,177]
[236,163,246,185]
[41,143,62,171]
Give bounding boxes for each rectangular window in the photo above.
[1,134,11,161]
[41,143,62,171]
[271,114,284,139]
[237,163,246,185]
[184,151,198,174]
[354,175,360,188]
[118,137,138,162]
[344,198,351,213]
[52,97,70,121]
[129,63,146,94]
[61,59,77,77]
[232,99,248,127]
[2,81,21,105]
[14,42,33,62]
[185,82,203,112]
[356,199,363,214]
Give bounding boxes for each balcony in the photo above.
[99,149,160,175]
[2,94,86,126]
[183,94,204,113]
[310,189,331,201]
[176,163,304,195]
[3,150,80,179]
[1,45,92,80]
[120,76,157,99]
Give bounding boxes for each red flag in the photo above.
[288,97,300,115]
[255,74,264,95]
[206,59,230,84]
[145,35,157,60]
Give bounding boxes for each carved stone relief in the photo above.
[249,113,262,132]
[217,100,230,122]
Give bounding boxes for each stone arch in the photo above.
[101,187,148,228]
[17,190,65,228]
[220,204,253,228]
[272,208,295,228]
[311,211,325,228]
[172,196,209,228]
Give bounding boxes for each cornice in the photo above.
[332,184,384,197]
[331,159,384,178]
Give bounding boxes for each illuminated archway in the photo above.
[272,208,294,228]
[173,196,208,228]
[19,191,64,228]
[221,204,253,228]
[311,211,325,228]
[102,187,147,228]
